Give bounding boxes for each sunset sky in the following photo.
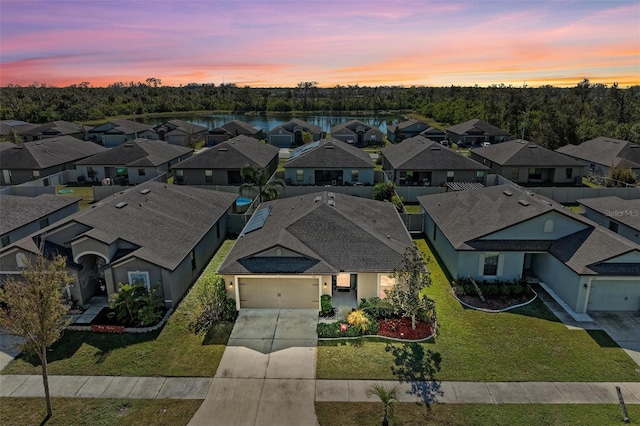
[1,0,639,88]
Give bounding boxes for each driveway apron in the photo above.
[590,311,640,367]
[188,309,319,426]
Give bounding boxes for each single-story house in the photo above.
[0,194,80,248]
[75,139,193,185]
[283,137,374,186]
[0,136,107,185]
[171,135,279,185]
[556,137,640,177]
[218,191,414,309]
[386,119,431,143]
[418,185,640,312]
[0,181,238,308]
[419,127,447,143]
[88,119,159,147]
[266,119,323,148]
[330,120,384,147]
[446,119,510,147]
[381,136,489,187]
[1,120,38,141]
[18,120,91,141]
[577,196,640,245]
[470,139,586,185]
[205,120,264,145]
[153,120,208,146]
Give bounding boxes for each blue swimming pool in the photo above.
[236,197,252,213]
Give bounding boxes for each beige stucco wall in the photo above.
[357,273,379,300]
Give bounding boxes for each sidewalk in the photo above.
[2,375,639,404]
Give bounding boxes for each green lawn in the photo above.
[0,398,202,426]
[316,403,640,426]
[582,177,602,188]
[1,240,236,377]
[316,238,638,382]
[563,203,581,213]
[403,204,422,214]
[56,184,95,209]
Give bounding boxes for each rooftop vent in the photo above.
[528,145,538,148]
[518,140,527,144]
[503,190,513,196]
[124,143,133,147]
[314,195,322,203]
[115,202,128,209]
[431,146,441,150]
[518,200,530,206]
[324,145,334,149]
[328,200,335,207]
[328,192,335,199]
[218,147,228,151]
[139,189,151,195]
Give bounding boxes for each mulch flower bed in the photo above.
[377,317,433,340]
[455,292,535,311]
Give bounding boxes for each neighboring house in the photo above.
[171,135,279,185]
[470,139,585,185]
[330,120,384,147]
[218,191,414,309]
[266,119,323,148]
[556,137,640,177]
[0,194,80,248]
[577,197,640,245]
[88,119,158,147]
[19,120,91,141]
[419,126,447,143]
[0,136,107,185]
[418,185,640,313]
[75,139,193,185]
[0,181,237,308]
[206,120,264,145]
[446,119,510,147]
[387,119,431,143]
[381,136,489,187]
[153,119,208,146]
[1,120,38,141]
[283,137,374,186]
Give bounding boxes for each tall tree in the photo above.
[240,164,286,203]
[386,246,434,330]
[0,254,73,420]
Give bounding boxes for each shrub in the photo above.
[512,284,525,297]
[320,294,334,317]
[359,297,395,319]
[110,283,163,327]
[346,309,371,333]
[317,322,362,338]
[188,274,238,335]
[499,284,512,297]
[483,284,499,297]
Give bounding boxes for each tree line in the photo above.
[1,79,638,149]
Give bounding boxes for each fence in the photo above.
[526,186,640,204]
[399,213,425,233]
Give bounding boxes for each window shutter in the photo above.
[477,254,485,276]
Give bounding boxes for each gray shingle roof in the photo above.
[418,184,640,276]
[387,119,428,133]
[154,119,208,135]
[446,119,510,137]
[472,139,585,167]
[209,120,262,136]
[269,119,322,135]
[75,139,193,167]
[381,136,489,171]
[577,196,640,231]
[0,136,107,170]
[284,137,374,169]
[88,119,155,136]
[218,192,414,275]
[0,194,80,235]
[0,120,38,136]
[330,120,381,134]
[172,135,278,169]
[20,121,90,137]
[556,137,640,169]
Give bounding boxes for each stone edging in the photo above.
[67,308,174,333]
[318,320,438,343]
[451,286,538,313]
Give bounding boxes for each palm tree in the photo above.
[240,164,285,203]
[367,383,398,426]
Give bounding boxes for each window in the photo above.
[565,168,572,179]
[32,170,41,180]
[446,171,455,182]
[190,250,196,270]
[116,168,128,177]
[138,168,146,176]
[609,221,619,233]
[87,166,95,178]
[543,219,554,233]
[205,169,213,183]
[1,235,9,248]
[128,271,151,290]
[511,167,520,180]
[351,169,359,182]
[483,253,499,276]
[476,171,485,183]
[528,168,542,180]
[39,218,49,229]
[296,169,304,182]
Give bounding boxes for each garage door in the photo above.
[238,277,319,309]
[587,280,640,312]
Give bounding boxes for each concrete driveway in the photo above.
[590,311,640,367]
[189,309,319,426]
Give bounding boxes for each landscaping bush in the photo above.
[188,274,238,335]
[109,282,164,327]
[320,294,335,317]
[346,309,371,333]
[359,297,395,319]
[499,284,512,297]
[317,322,362,338]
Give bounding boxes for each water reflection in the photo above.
[138,112,406,134]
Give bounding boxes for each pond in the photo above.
[137,112,409,134]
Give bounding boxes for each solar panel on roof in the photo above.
[290,141,319,159]
[241,206,272,235]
